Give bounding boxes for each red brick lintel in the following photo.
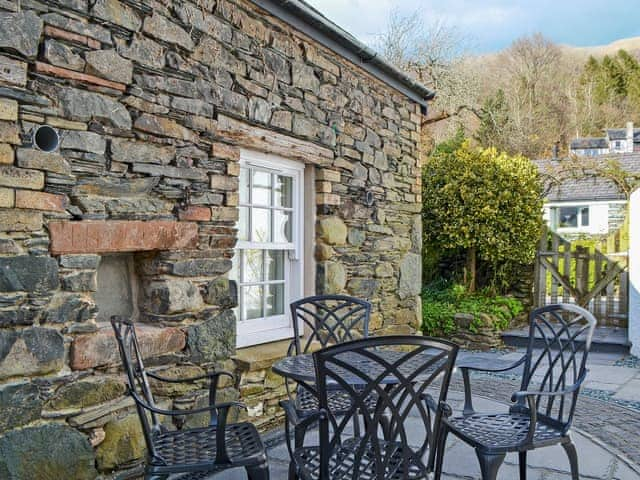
[49,220,199,255]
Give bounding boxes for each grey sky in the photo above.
[305,0,640,53]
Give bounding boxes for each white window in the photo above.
[557,206,589,229]
[231,150,304,348]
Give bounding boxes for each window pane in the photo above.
[559,207,578,228]
[242,249,263,283]
[266,250,285,281]
[581,207,589,226]
[252,170,271,205]
[274,175,292,208]
[243,285,263,320]
[266,283,285,317]
[251,208,271,242]
[238,206,249,241]
[230,252,240,282]
[239,167,250,204]
[273,209,292,243]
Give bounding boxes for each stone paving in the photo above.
[491,349,640,404]
[210,348,640,480]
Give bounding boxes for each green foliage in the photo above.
[421,280,524,336]
[422,138,544,291]
[578,50,640,133]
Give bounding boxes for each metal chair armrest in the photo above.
[129,389,246,418]
[279,399,326,430]
[145,369,235,424]
[280,399,326,462]
[510,370,587,446]
[510,370,587,403]
[146,369,234,384]
[458,354,527,373]
[459,355,527,416]
[129,390,247,465]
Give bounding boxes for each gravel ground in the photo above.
[614,355,640,369]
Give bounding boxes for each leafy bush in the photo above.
[421,280,524,337]
[422,135,543,292]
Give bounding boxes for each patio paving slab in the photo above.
[164,349,640,479]
[207,389,640,480]
[613,378,640,402]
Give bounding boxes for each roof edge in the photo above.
[249,0,435,110]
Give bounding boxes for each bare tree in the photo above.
[374,9,482,141]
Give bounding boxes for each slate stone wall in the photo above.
[0,1,422,477]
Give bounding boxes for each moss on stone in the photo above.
[95,414,146,471]
[0,424,97,480]
[45,377,126,411]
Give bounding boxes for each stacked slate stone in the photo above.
[0,0,423,478]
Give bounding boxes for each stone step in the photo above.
[502,325,630,353]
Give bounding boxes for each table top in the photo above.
[272,350,523,384]
[272,349,447,385]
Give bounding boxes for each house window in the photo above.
[557,206,589,229]
[232,150,304,348]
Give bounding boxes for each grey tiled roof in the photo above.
[534,153,640,202]
[605,128,640,141]
[570,137,608,149]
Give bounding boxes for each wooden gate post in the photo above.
[575,246,589,305]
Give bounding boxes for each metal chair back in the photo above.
[313,335,458,479]
[520,304,597,430]
[289,294,371,355]
[111,316,163,457]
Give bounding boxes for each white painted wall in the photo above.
[629,189,640,356]
[545,201,614,235]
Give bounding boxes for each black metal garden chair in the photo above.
[282,295,372,479]
[110,316,269,480]
[283,335,458,480]
[433,304,597,480]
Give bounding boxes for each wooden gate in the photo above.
[534,229,629,326]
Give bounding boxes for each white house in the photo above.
[570,122,640,157]
[535,153,640,238]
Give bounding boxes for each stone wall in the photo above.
[608,202,627,234]
[0,1,423,478]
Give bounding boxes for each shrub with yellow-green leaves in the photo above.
[422,137,543,292]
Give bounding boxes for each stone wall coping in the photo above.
[233,339,292,372]
[232,338,327,372]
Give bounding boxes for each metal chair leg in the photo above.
[461,368,475,416]
[246,462,270,480]
[433,424,449,480]
[476,451,505,480]
[519,450,527,480]
[287,424,306,480]
[288,460,297,480]
[562,440,579,480]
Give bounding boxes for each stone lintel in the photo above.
[49,220,198,254]
[216,114,334,166]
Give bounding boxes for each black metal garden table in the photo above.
[272,347,445,388]
[273,347,524,421]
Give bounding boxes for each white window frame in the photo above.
[555,205,589,231]
[234,149,304,348]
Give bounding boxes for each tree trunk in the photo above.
[466,247,477,292]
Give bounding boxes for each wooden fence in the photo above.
[534,228,629,326]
